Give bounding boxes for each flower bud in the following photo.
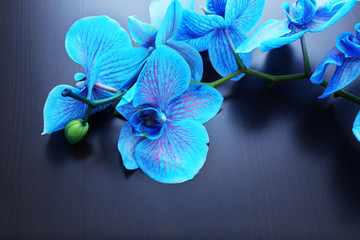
[64,119,89,144]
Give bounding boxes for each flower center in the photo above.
[284,0,317,28]
[130,107,167,139]
[336,28,360,58]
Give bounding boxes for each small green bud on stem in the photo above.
[64,119,89,144]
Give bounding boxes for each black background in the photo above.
[1,0,360,239]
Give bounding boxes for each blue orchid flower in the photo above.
[43,16,149,134]
[310,23,360,98]
[128,0,203,82]
[310,23,360,141]
[116,46,223,184]
[174,0,265,80]
[237,0,359,53]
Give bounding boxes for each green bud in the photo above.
[64,119,89,145]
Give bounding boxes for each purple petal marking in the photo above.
[133,45,191,111]
[135,120,209,184]
[167,83,224,123]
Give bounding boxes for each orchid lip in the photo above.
[285,0,317,27]
[130,107,166,139]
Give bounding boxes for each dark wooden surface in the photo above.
[1,0,360,239]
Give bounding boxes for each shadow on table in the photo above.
[227,45,360,221]
[46,107,116,165]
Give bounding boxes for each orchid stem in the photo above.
[82,106,93,125]
[92,90,127,107]
[197,30,360,107]
[320,81,360,105]
[244,68,306,83]
[61,88,127,109]
[191,69,243,88]
[62,89,93,107]
[300,36,311,78]
[223,28,245,71]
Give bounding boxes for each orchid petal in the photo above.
[133,45,191,110]
[178,0,195,10]
[65,16,131,98]
[232,0,265,33]
[175,9,225,40]
[118,122,143,170]
[128,16,156,48]
[352,110,360,142]
[336,32,360,58]
[184,32,213,51]
[225,0,250,25]
[319,58,360,98]
[236,19,291,53]
[43,85,87,134]
[166,40,203,81]
[260,24,308,52]
[310,0,357,32]
[116,84,142,121]
[167,83,223,123]
[98,47,149,91]
[150,0,195,29]
[206,0,227,16]
[208,25,251,80]
[74,73,86,81]
[155,0,183,46]
[135,120,209,184]
[310,47,345,84]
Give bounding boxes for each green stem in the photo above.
[300,36,311,78]
[196,30,360,107]
[244,68,306,83]
[223,28,245,71]
[320,81,360,105]
[92,90,126,107]
[62,89,126,109]
[191,69,243,88]
[82,106,93,125]
[62,89,94,107]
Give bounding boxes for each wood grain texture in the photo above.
[0,0,360,239]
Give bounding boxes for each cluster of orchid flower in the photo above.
[43,0,360,183]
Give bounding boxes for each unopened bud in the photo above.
[64,119,89,144]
